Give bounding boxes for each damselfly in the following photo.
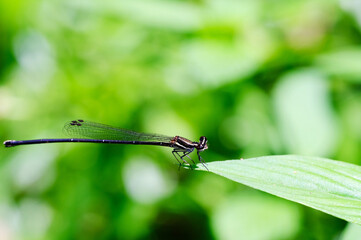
[4,120,208,169]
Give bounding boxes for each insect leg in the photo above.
[197,151,209,171]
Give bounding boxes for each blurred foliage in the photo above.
[1,0,361,239]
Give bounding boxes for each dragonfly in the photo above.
[4,119,208,169]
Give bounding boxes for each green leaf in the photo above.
[195,155,361,224]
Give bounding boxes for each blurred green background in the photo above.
[1,0,361,239]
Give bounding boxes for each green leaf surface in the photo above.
[195,155,361,224]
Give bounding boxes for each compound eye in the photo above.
[199,136,207,147]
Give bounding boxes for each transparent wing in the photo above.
[63,120,173,142]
